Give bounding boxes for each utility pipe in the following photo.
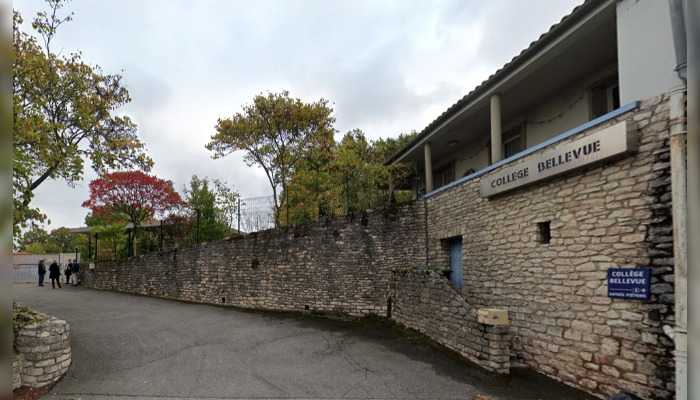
[668,0,687,82]
[668,85,687,400]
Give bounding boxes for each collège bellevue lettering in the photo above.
[480,120,638,197]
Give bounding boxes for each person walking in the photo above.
[71,261,79,285]
[64,259,72,284]
[38,259,46,287]
[49,260,61,289]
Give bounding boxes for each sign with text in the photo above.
[607,268,651,300]
[480,120,637,197]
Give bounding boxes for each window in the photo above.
[441,168,454,186]
[537,221,551,244]
[487,124,526,164]
[436,162,455,187]
[503,124,525,158]
[591,80,620,119]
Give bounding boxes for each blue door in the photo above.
[450,238,463,288]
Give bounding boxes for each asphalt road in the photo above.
[13,283,596,400]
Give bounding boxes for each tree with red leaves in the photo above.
[82,171,184,255]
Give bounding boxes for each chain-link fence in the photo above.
[236,195,276,232]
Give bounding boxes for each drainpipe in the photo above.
[490,94,503,163]
[424,142,434,193]
[668,0,687,82]
[668,85,687,400]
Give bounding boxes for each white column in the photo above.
[490,94,502,163]
[424,142,433,193]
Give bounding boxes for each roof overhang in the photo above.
[69,219,171,234]
[386,0,618,166]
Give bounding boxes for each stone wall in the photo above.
[14,310,71,389]
[82,203,427,316]
[390,270,510,373]
[424,95,675,399]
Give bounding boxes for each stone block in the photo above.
[600,338,620,356]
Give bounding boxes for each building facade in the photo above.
[388,0,687,398]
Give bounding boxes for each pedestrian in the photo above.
[71,261,79,285]
[65,259,72,284]
[38,259,46,287]
[49,259,61,289]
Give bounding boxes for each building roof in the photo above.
[385,0,610,165]
[69,219,171,234]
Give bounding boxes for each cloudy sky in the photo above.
[15,0,582,231]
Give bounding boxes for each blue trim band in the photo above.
[423,101,640,198]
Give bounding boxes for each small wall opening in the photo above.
[537,221,551,244]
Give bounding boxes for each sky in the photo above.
[14,0,583,231]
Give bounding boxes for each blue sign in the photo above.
[607,268,651,300]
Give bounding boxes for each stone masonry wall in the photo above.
[390,270,510,373]
[82,203,426,317]
[14,310,71,388]
[424,95,675,399]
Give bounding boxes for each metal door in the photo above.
[450,238,463,288]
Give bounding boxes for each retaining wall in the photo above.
[390,270,510,373]
[82,204,427,316]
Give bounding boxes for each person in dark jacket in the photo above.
[38,260,46,287]
[71,261,79,285]
[49,260,61,289]
[64,259,72,284]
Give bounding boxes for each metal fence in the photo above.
[12,253,82,282]
[236,195,276,232]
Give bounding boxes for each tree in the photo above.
[279,129,419,224]
[25,242,46,254]
[90,223,127,260]
[15,225,79,252]
[16,226,50,251]
[81,171,184,255]
[212,179,240,232]
[207,91,335,226]
[49,227,79,253]
[183,175,229,242]
[372,131,419,162]
[13,1,153,236]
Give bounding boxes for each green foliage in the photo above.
[279,129,418,224]
[46,227,78,252]
[12,1,153,236]
[184,175,229,242]
[24,242,46,254]
[372,131,419,162]
[363,311,382,320]
[13,303,37,353]
[212,179,240,232]
[15,226,50,251]
[16,225,80,252]
[91,222,127,260]
[208,91,336,226]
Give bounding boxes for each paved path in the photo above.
[13,283,596,400]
